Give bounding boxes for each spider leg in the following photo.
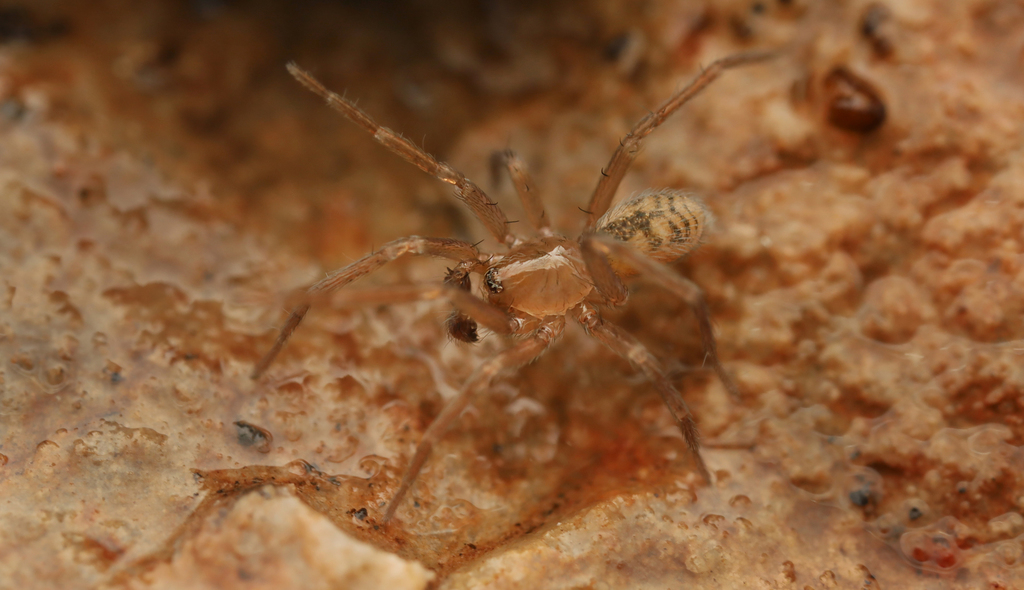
[383,317,565,523]
[584,52,772,229]
[287,63,518,247]
[582,234,740,399]
[252,236,481,378]
[581,234,628,307]
[323,282,518,337]
[573,303,711,483]
[501,149,552,236]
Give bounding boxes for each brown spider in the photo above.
[254,54,770,523]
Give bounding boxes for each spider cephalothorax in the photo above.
[253,54,770,523]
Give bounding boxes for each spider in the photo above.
[254,53,770,523]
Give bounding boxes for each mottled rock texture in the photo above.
[1,0,1023,588]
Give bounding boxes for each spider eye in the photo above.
[485,267,503,294]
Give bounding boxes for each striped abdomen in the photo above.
[595,189,709,272]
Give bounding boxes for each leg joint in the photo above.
[578,308,602,333]
[535,317,566,343]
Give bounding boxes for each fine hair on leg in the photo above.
[584,51,773,229]
[320,282,518,336]
[574,303,711,483]
[582,234,740,399]
[383,318,565,522]
[288,63,518,247]
[252,236,480,378]
[501,149,552,236]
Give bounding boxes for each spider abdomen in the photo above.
[595,189,709,271]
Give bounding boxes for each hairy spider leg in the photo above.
[501,149,553,236]
[317,282,518,336]
[584,51,773,228]
[574,303,711,483]
[252,236,480,378]
[583,233,740,400]
[383,317,565,522]
[287,63,518,247]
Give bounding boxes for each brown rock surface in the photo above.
[2,0,1024,588]
[130,486,434,590]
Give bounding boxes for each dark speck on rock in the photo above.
[849,489,870,507]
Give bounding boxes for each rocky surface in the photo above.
[1,0,1023,588]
